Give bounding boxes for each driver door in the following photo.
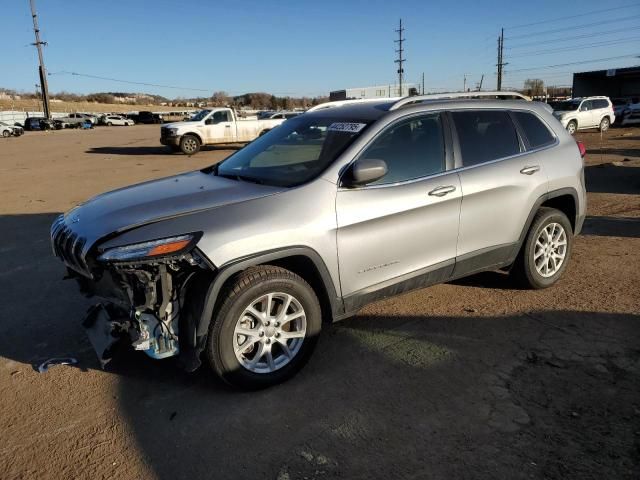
[579,100,596,127]
[204,111,235,142]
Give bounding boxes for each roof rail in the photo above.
[389,91,532,111]
[307,97,400,112]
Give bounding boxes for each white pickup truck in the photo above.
[160,108,285,155]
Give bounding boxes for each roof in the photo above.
[573,65,640,77]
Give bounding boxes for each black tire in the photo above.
[566,120,577,135]
[599,116,610,132]
[512,207,573,289]
[2,130,10,138]
[206,265,322,389]
[107,122,112,126]
[179,134,201,155]
[258,129,270,137]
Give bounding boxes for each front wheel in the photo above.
[599,116,610,132]
[566,121,577,135]
[512,207,573,289]
[206,266,322,389]
[179,134,201,155]
[107,122,112,126]
[2,130,10,138]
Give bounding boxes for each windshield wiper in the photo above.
[217,171,264,185]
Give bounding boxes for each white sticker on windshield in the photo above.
[328,122,367,133]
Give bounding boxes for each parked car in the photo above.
[135,111,163,124]
[0,121,24,137]
[23,117,54,131]
[103,115,134,126]
[620,102,640,126]
[266,111,301,120]
[552,96,615,134]
[160,108,286,155]
[51,92,586,388]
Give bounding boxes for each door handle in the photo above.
[520,165,540,175]
[428,185,456,197]
[225,125,231,128]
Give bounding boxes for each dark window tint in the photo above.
[451,110,520,166]
[592,99,609,109]
[212,110,231,123]
[361,113,445,185]
[580,100,593,111]
[513,111,555,149]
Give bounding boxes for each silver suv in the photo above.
[51,92,587,388]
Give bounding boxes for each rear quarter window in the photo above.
[593,99,610,109]
[512,111,555,150]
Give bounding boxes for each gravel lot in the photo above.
[1,124,639,480]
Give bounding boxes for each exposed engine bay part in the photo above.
[76,250,213,368]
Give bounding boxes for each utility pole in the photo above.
[394,19,405,96]
[477,74,484,91]
[496,28,507,91]
[422,72,425,95]
[29,0,51,119]
[463,73,471,92]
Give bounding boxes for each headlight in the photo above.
[98,234,199,262]
[168,128,179,135]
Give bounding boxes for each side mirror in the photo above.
[346,158,388,186]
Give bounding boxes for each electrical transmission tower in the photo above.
[395,19,405,96]
[496,28,508,91]
[29,0,51,119]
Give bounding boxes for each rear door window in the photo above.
[451,110,521,167]
[593,99,609,109]
[512,111,555,149]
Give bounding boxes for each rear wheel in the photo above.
[599,116,610,132]
[179,134,201,155]
[512,207,573,289]
[206,266,322,389]
[566,120,577,135]
[107,122,112,126]
[2,130,10,138]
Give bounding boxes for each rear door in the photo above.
[579,100,596,127]
[451,109,548,274]
[336,112,461,298]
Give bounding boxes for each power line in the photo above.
[506,3,640,30]
[507,36,640,59]
[50,71,210,92]
[505,14,640,40]
[505,54,640,74]
[507,25,640,49]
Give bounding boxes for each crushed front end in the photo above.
[51,214,213,370]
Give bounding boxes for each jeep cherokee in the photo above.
[51,93,587,389]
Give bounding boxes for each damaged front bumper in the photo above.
[63,248,214,371]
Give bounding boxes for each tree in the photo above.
[523,79,545,97]
[211,91,230,106]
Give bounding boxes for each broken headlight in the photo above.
[98,233,200,262]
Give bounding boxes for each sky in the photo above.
[2,0,640,98]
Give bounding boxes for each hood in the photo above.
[61,170,285,250]
[163,120,201,129]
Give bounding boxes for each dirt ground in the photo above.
[0,124,639,480]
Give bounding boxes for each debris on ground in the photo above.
[36,357,78,373]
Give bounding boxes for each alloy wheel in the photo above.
[534,222,567,278]
[233,292,307,373]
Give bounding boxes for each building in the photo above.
[572,66,640,99]
[330,83,419,101]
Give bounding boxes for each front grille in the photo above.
[51,215,89,274]
[160,127,170,139]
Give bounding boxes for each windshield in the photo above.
[190,110,211,121]
[555,100,581,112]
[216,115,372,187]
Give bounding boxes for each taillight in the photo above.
[576,141,586,158]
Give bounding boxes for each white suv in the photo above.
[552,96,615,134]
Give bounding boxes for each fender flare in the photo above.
[196,246,342,338]
[180,131,203,145]
[509,187,581,262]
